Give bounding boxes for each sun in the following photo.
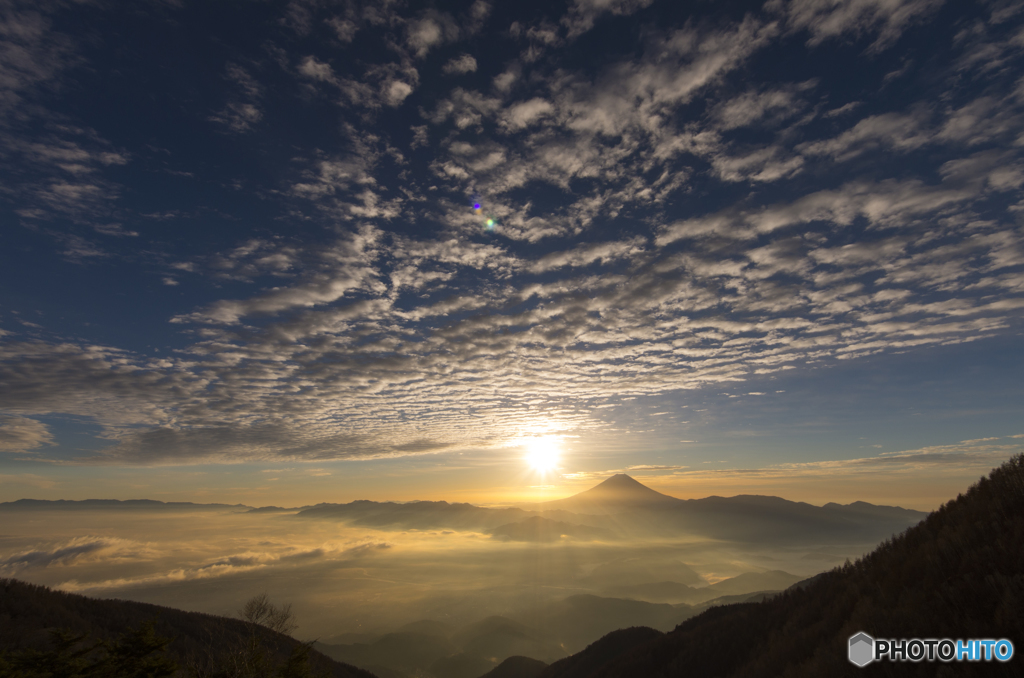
[525,437,561,472]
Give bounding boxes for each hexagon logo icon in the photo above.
[849,632,874,667]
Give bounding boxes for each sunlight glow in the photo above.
[525,437,561,472]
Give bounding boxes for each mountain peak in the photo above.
[588,474,674,498]
[537,473,681,514]
[597,473,645,487]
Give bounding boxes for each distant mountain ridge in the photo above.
[2,476,928,547]
[0,498,251,510]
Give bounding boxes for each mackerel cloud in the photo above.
[0,0,1021,464]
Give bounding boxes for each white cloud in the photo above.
[773,0,944,53]
[530,239,646,273]
[799,109,933,160]
[443,54,478,75]
[209,102,262,133]
[406,11,460,58]
[383,79,413,106]
[327,17,358,42]
[173,231,384,325]
[429,88,502,129]
[298,55,337,83]
[3,0,1022,470]
[657,176,980,246]
[0,415,54,453]
[562,0,654,39]
[499,97,555,131]
[712,83,812,129]
[0,537,133,571]
[0,4,76,121]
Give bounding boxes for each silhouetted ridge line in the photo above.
[533,474,682,515]
[286,476,926,544]
[538,454,1024,677]
[541,627,664,678]
[0,498,251,510]
[480,655,548,678]
[0,578,373,678]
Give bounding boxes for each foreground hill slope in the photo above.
[540,627,664,678]
[540,454,1024,677]
[0,578,374,678]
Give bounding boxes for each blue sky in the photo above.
[1,0,1022,507]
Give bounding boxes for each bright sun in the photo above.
[525,437,560,472]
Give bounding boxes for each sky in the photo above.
[1,0,1023,509]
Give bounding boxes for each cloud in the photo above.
[172,273,377,324]
[772,0,944,53]
[499,97,555,132]
[2,0,1022,471]
[562,0,654,39]
[406,10,460,58]
[710,146,805,183]
[93,223,138,237]
[429,88,502,129]
[327,16,358,42]
[712,83,813,130]
[54,540,392,592]
[798,109,933,160]
[209,102,262,133]
[443,54,478,75]
[529,239,646,273]
[297,54,419,111]
[669,438,1024,479]
[2,132,129,219]
[0,537,149,572]
[426,16,782,229]
[298,55,337,83]
[0,3,77,121]
[657,175,983,246]
[554,18,780,137]
[209,63,264,133]
[0,473,56,489]
[798,95,1024,162]
[93,425,372,465]
[0,415,54,453]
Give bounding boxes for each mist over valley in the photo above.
[0,475,928,677]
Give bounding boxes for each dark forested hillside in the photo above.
[540,454,1024,678]
[540,627,664,678]
[0,578,375,678]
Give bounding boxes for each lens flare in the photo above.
[471,199,496,231]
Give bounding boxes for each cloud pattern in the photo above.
[0,0,1021,465]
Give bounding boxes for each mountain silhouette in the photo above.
[480,655,548,678]
[0,578,373,678]
[540,626,665,678]
[527,476,925,545]
[284,475,928,546]
[533,474,682,514]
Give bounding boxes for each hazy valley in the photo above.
[1,474,930,677]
